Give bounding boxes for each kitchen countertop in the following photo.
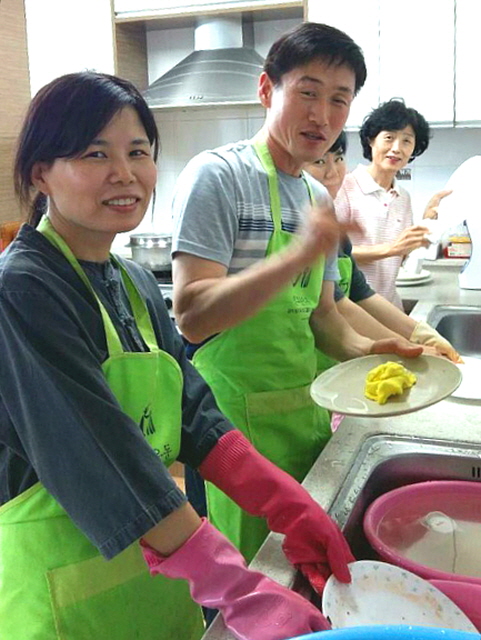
[203,259,481,640]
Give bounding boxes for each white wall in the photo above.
[24,0,115,96]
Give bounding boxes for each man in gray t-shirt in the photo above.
[171,22,422,564]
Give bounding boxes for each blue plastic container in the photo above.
[289,626,481,640]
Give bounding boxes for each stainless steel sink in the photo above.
[426,305,481,357]
[292,434,481,603]
[330,434,481,560]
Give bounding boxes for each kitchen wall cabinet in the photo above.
[307,0,455,128]
[24,0,115,97]
[0,0,31,224]
[114,0,302,20]
[455,0,481,125]
[378,0,454,126]
[305,0,379,130]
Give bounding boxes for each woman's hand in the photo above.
[142,519,331,640]
[390,225,430,257]
[410,321,462,363]
[199,430,355,596]
[370,337,423,358]
[423,189,453,220]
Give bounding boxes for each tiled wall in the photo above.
[147,112,481,236]
[151,104,265,233]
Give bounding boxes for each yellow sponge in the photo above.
[365,361,417,405]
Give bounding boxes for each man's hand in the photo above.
[293,195,363,268]
[370,337,423,358]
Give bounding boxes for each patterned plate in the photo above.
[322,560,478,632]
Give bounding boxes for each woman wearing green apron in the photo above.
[310,132,354,376]
[309,132,459,438]
[0,70,354,640]
[309,131,460,373]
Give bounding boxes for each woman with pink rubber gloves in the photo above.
[0,70,352,640]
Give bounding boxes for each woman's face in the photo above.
[32,106,157,254]
[308,148,347,199]
[369,125,416,174]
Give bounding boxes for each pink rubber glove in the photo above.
[199,430,354,595]
[141,518,330,640]
[330,412,344,433]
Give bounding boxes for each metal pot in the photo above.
[129,233,172,271]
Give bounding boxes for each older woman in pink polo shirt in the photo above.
[335,99,433,309]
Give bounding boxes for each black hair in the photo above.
[359,98,430,162]
[14,71,160,227]
[329,130,348,155]
[263,22,367,95]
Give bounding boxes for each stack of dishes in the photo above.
[396,268,433,287]
[321,560,478,632]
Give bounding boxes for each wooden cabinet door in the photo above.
[0,0,31,224]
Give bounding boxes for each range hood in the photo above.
[143,16,264,108]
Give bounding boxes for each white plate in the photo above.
[310,354,462,417]
[451,356,481,400]
[396,268,432,281]
[396,275,433,287]
[322,560,478,632]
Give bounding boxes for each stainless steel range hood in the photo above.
[143,16,264,108]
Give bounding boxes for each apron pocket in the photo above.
[46,543,203,640]
[244,383,331,482]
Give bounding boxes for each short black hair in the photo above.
[359,98,430,162]
[329,130,348,155]
[14,71,160,226]
[263,22,366,95]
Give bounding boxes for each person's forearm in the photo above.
[351,243,393,264]
[358,294,417,340]
[142,502,202,556]
[310,304,374,362]
[336,296,401,341]
[173,245,311,343]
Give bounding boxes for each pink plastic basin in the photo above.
[363,480,481,585]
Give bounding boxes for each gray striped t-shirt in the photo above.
[171,139,339,280]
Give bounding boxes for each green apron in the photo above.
[0,218,204,640]
[315,254,353,373]
[193,140,331,562]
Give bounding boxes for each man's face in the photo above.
[259,59,355,176]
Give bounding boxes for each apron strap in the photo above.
[38,217,159,356]
[251,137,316,233]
